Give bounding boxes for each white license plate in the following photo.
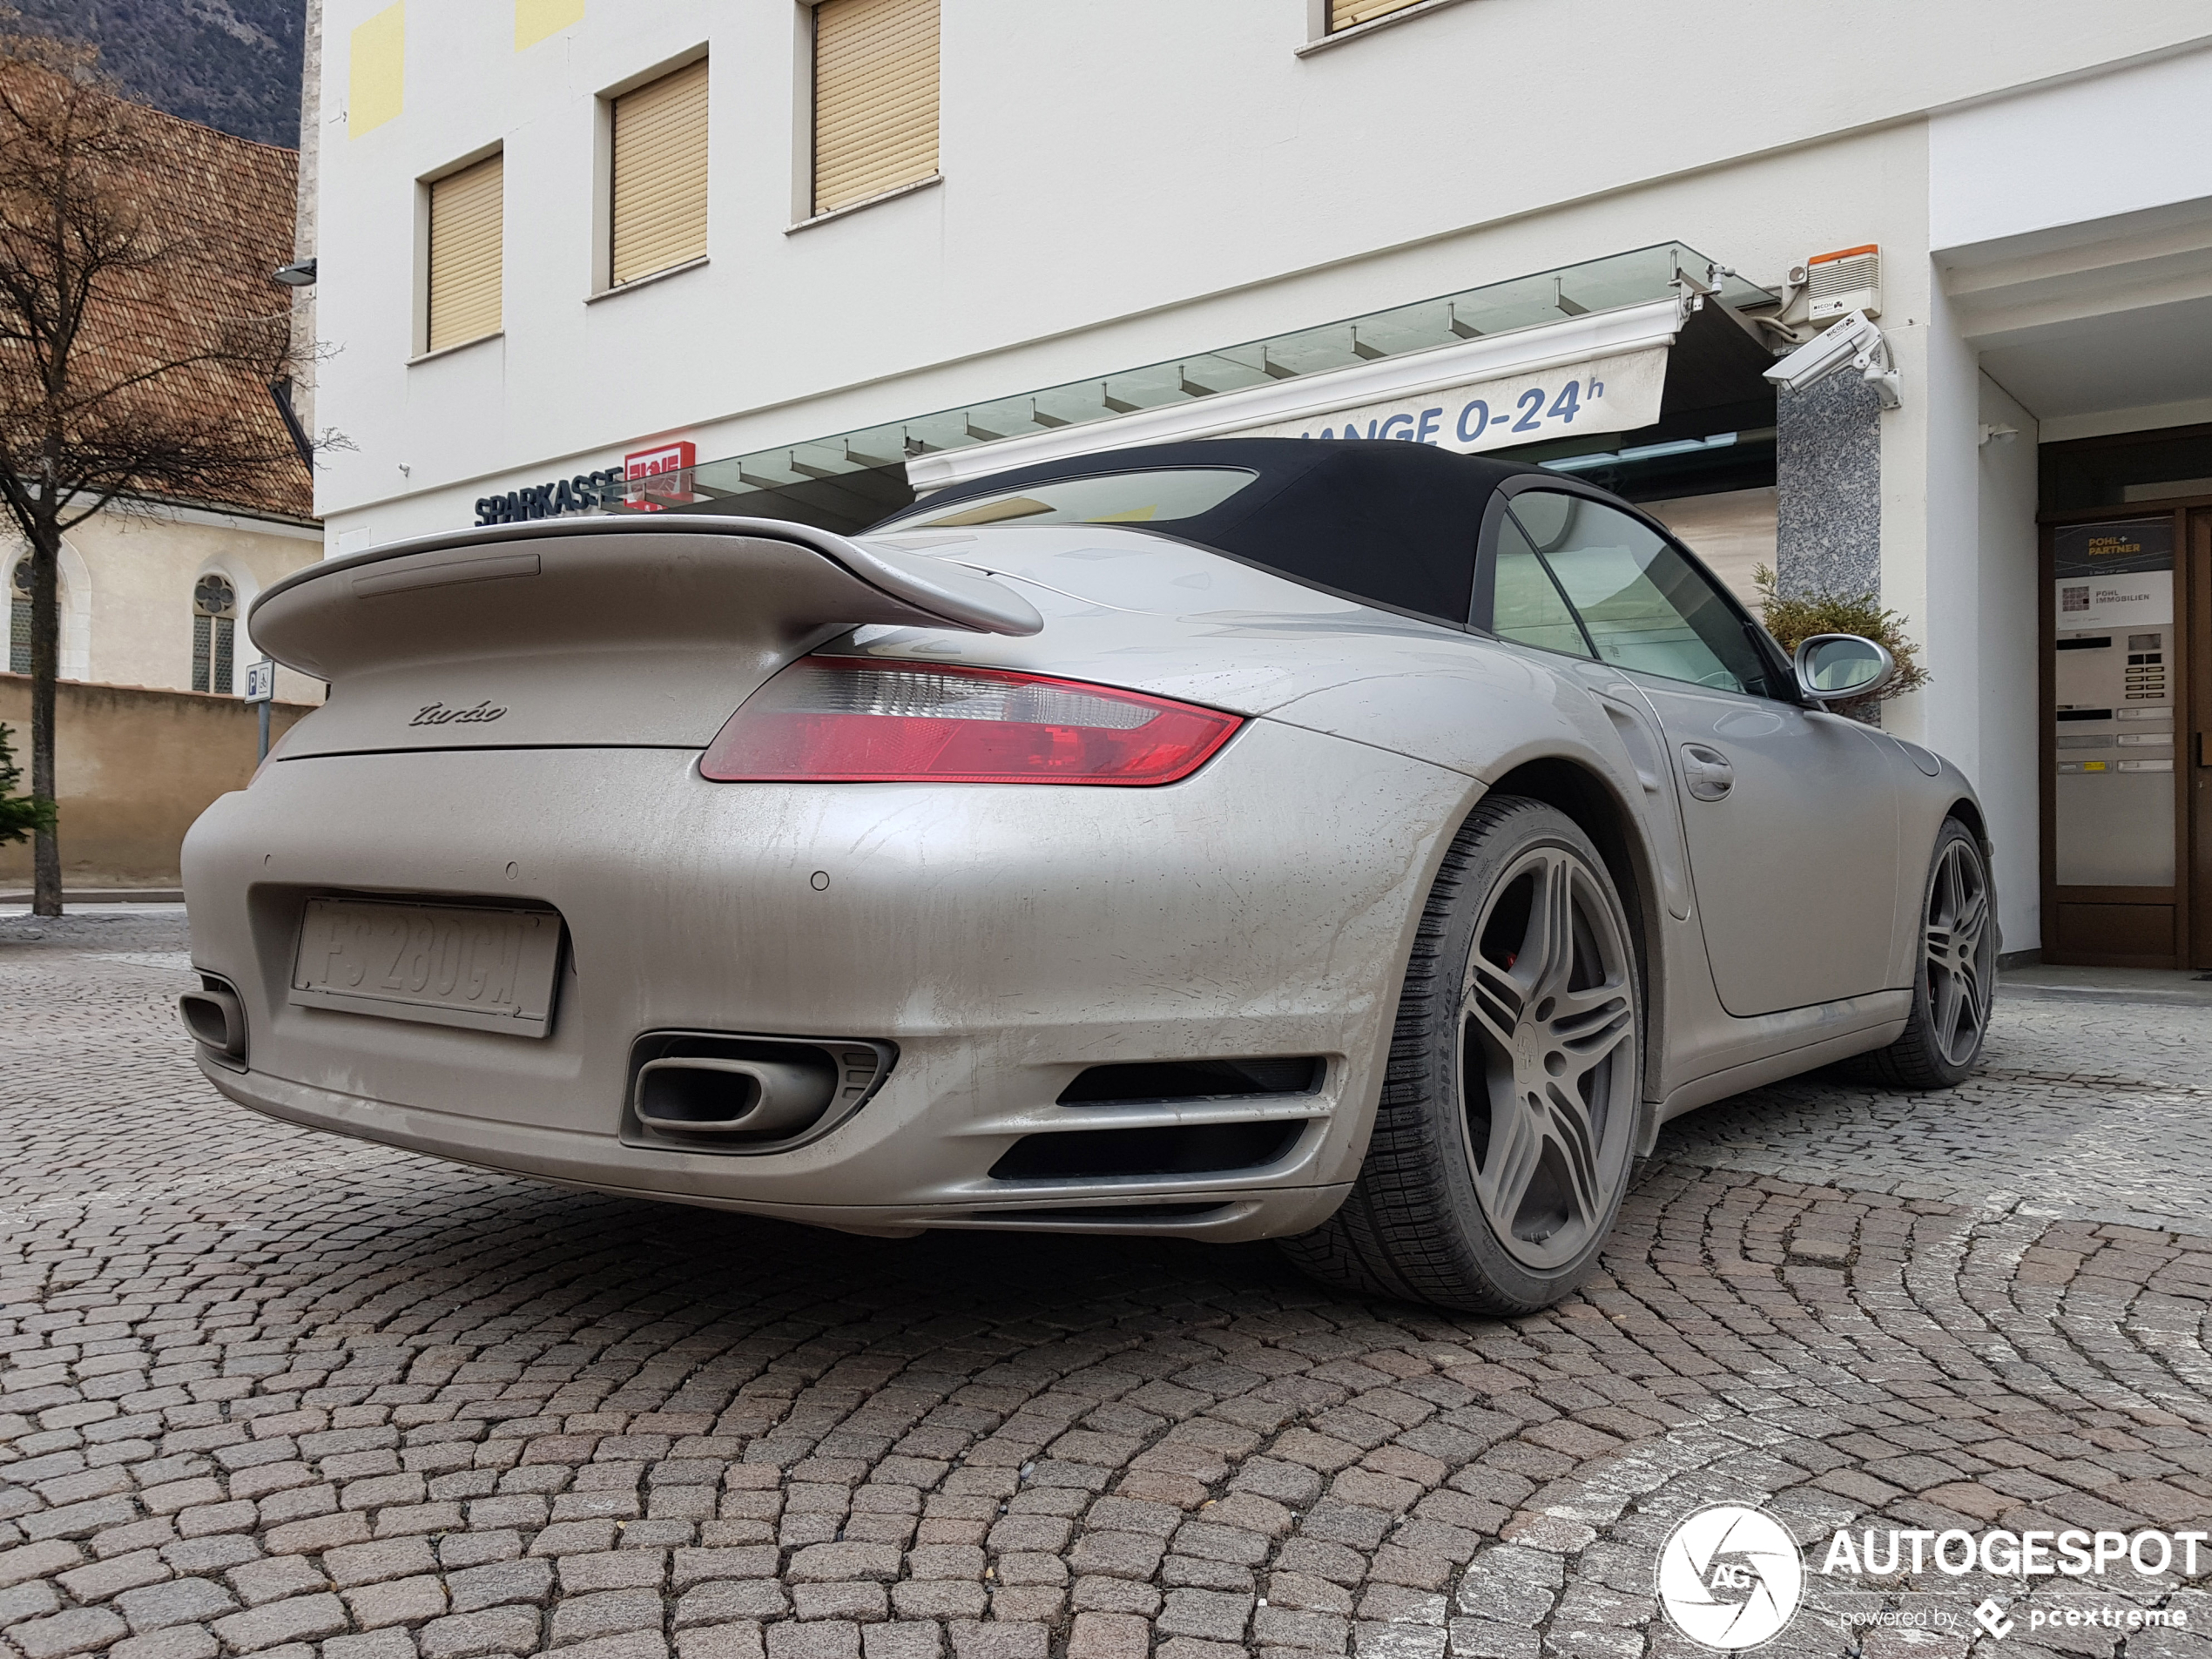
[290,899,562,1037]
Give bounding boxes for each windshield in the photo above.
[878,467,1258,531]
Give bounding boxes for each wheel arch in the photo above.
[1937,794,1995,954]
[1480,754,1668,1145]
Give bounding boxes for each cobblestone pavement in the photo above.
[4,912,2211,1659]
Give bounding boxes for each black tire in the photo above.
[1847,818,1994,1089]
[1279,796,1643,1314]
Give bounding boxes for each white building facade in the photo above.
[309,0,2212,970]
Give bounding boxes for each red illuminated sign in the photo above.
[625,441,696,510]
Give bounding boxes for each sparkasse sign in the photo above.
[473,442,698,527]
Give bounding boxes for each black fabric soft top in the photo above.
[880,438,1555,626]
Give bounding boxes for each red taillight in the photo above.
[700,657,1242,786]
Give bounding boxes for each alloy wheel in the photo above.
[1460,846,1638,1271]
[1923,836,1992,1069]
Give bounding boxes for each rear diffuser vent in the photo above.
[1057,1055,1323,1106]
[988,1121,1303,1183]
[972,1202,1237,1224]
[622,1031,894,1155]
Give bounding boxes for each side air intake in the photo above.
[1056,1055,1324,1106]
[988,1121,1305,1183]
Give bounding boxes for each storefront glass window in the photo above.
[2041,431,2212,510]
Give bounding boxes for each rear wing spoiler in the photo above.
[246,516,1046,757]
[253,514,1042,678]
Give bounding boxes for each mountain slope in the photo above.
[13,0,303,149]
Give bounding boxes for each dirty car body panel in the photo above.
[182,440,1982,1246]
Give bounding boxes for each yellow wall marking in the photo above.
[516,0,585,51]
[349,2,405,137]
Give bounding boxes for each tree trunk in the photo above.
[27,521,59,917]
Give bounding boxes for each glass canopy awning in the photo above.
[620,242,1776,532]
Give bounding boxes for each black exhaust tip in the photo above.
[180,979,247,1065]
[621,1031,896,1154]
[634,1055,838,1137]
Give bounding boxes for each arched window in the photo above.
[8,560,27,676]
[192,573,237,694]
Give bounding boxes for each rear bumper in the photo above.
[180,720,1474,1239]
[197,1063,1352,1240]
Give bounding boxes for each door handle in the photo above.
[1680,743,1734,801]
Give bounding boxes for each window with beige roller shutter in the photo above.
[426,153,502,354]
[1331,0,1423,28]
[813,0,938,216]
[611,57,710,286]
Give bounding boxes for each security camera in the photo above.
[1762,310,1900,408]
[1764,313,1875,392]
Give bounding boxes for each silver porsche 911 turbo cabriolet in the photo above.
[179,439,1993,1313]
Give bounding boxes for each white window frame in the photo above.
[788,0,944,232]
[412,141,506,362]
[1300,0,1480,55]
[591,43,712,300]
[789,0,818,228]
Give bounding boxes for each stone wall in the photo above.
[0,676,317,885]
[48,508,325,705]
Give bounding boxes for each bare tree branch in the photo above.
[0,40,307,914]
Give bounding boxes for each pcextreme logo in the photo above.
[1657,1506,1806,1650]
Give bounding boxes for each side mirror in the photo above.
[1794,633,1897,705]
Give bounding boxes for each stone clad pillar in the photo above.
[1774,374,1883,600]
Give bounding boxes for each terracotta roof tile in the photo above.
[8,65,312,523]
